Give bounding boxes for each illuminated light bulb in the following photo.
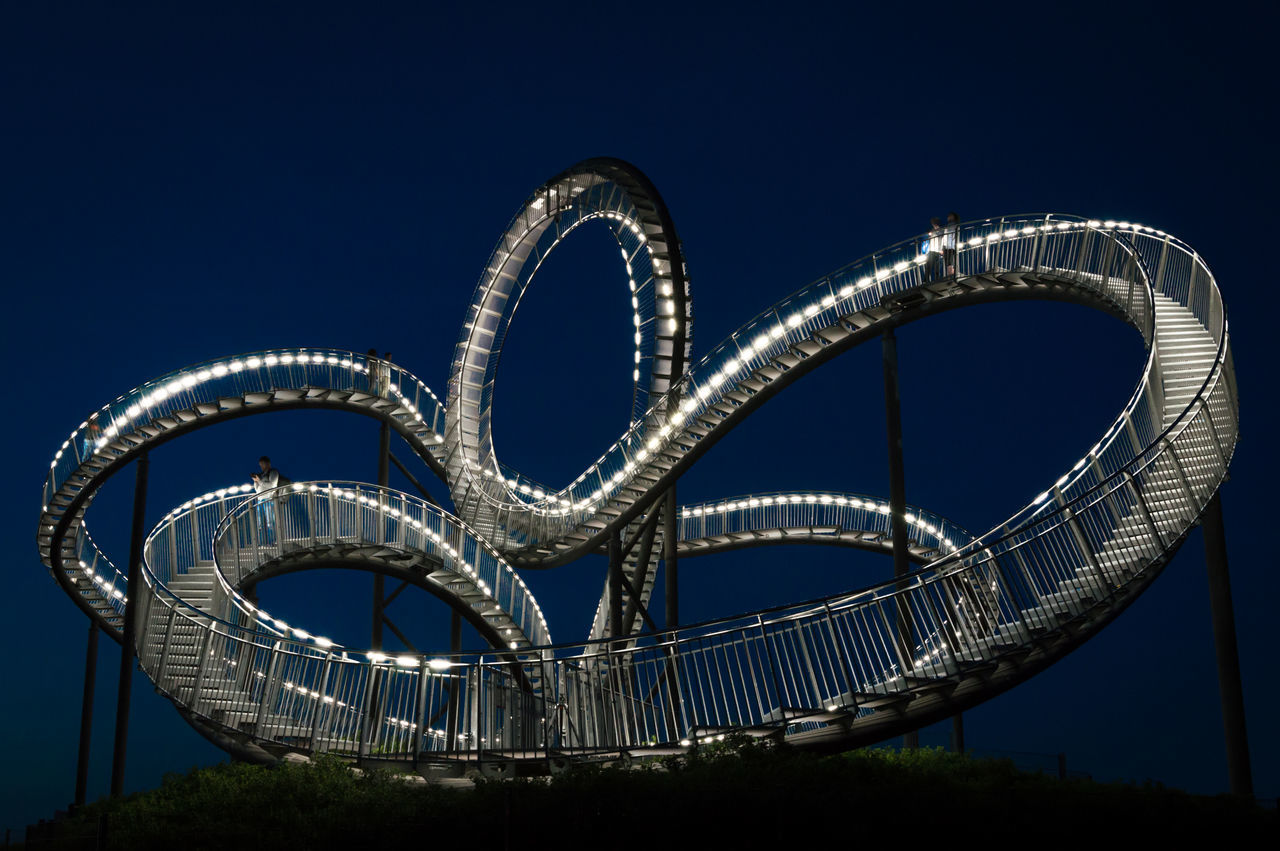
[396,656,417,667]
[246,357,262,369]
[265,355,279,366]
[787,313,803,328]
[893,260,910,273]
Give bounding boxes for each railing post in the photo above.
[413,660,430,768]
[1198,399,1229,469]
[1164,440,1199,513]
[255,642,281,733]
[755,615,785,721]
[823,603,859,702]
[188,624,215,715]
[1055,486,1105,602]
[358,662,378,759]
[157,606,177,682]
[1122,472,1166,550]
[309,651,334,754]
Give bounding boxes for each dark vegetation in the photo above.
[26,740,1274,848]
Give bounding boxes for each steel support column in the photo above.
[373,422,389,650]
[950,713,965,755]
[608,529,623,638]
[74,620,99,806]
[445,611,462,750]
[110,451,148,797]
[882,329,917,749]
[1201,492,1252,795]
[664,486,678,629]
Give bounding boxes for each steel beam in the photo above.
[389,451,440,506]
[1201,492,1253,795]
[110,451,148,797]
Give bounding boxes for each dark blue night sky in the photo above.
[3,1,1275,830]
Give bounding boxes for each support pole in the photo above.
[74,621,99,806]
[445,611,462,750]
[950,713,965,755]
[373,422,390,650]
[608,529,623,639]
[1201,492,1253,795]
[110,451,148,797]
[664,486,678,629]
[882,329,917,750]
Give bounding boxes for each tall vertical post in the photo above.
[373,422,389,650]
[445,611,462,750]
[74,620,99,806]
[608,530,623,639]
[664,486,678,629]
[1201,492,1252,795]
[950,713,965,755]
[110,451,148,797]
[882,329,917,750]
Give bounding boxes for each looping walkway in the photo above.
[38,158,1237,767]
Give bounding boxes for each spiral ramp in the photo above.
[38,159,1236,771]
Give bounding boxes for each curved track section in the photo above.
[444,157,692,550]
[39,349,447,640]
[676,491,975,563]
[38,156,1236,770]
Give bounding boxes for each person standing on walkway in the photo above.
[943,212,960,277]
[923,217,944,283]
[252,455,280,544]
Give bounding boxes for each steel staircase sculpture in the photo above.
[38,158,1237,771]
